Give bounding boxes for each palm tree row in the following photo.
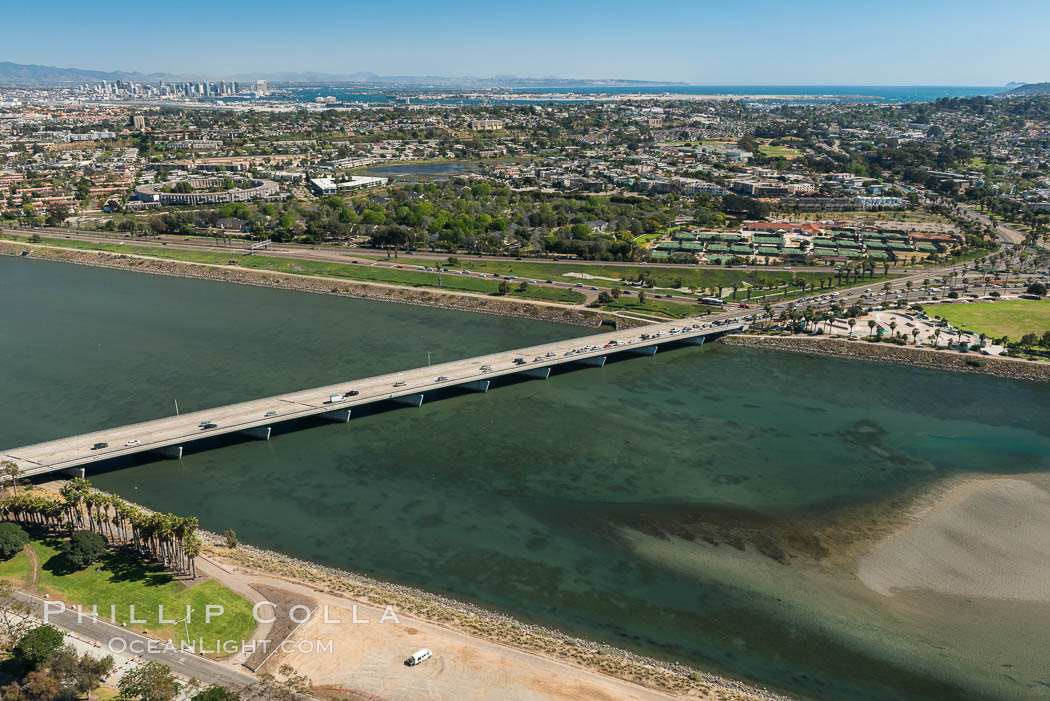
[0,478,202,578]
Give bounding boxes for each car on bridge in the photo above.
[200,422,218,430]
[124,440,139,447]
[264,410,278,418]
[90,442,108,450]
[343,390,360,397]
[436,376,449,382]
[393,381,406,387]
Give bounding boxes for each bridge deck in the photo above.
[2,317,746,477]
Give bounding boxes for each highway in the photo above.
[1,317,749,477]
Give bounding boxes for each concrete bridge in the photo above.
[2,318,748,478]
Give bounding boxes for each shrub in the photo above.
[62,530,107,569]
[0,522,29,560]
[14,625,64,670]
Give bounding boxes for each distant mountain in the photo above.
[0,60,182,85]
[0,60,681,88]
[1004,82,1050,96]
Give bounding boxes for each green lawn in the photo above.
[6,235,585,304]
[0,549,32,587]
[600,297,703,319]
[356,254,844,293]
[933,300,1050,339]
[757,144,801,159]
[29,537,255,654]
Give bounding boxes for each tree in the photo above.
[223,529,238,549]
[497,280,511,295]
[2,462,20,496]
[1027,282,1047,297]
[637,290,646,305]
[847,318,856,337]
[13,626,64,670]
[192,687,242,701]
[10,670,62,701]
[0,523,28,560]
[62,530,107,569]
[596,291,612,305]
[1020,333,1039,349]
[0,582,32,653]
[44,643,114,699]
[118,662,180,701]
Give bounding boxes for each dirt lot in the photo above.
[264,599,680,701]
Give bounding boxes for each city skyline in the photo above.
[2,0,1047,85]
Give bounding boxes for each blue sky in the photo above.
[2,0,1047,84]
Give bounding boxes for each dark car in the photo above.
[91,442,108,450]
[200,422,218,430]
[343,390,360,397]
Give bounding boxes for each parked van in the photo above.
[405,648,432,666]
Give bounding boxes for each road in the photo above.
[1,317,749,476]
[955,203,1027,245]
[15,590,257,690]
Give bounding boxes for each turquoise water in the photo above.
[3,256,1049,700]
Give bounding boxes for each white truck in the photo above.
[325,394,346,404]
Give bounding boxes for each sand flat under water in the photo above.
[858,476,1050,601]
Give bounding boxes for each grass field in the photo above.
[342,253,846,293]
[0,549,32,587]
[0,536,255,654]
[757,144,801,159]
[933,300,1050,339]
[600,297,702,319]
[30,536,255,653]
[5,235,586,304]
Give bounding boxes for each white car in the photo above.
[124,440,140,448]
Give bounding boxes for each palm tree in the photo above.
[868,319,877,337]
[1,462,20,497]
[912,328,920,344]
[848,318,856,337]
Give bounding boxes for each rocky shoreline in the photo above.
[720,334,1050,382]
[200,532,786,701]
[0,241,649,330]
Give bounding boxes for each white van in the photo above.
[405,648,432,666]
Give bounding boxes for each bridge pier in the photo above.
[151,445,183,459]
[392,394,424,407]
[320,409,351,423]
[627,345,658,356]
[681,336,706,346]
[519,367,550,379]
[238,426,272,440]
[61,467,85,479]
[461,380,490,393]
[574,355,607,367]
